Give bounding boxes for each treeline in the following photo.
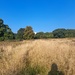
[0,19,75,41]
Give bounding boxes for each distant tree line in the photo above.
[0,19,75,41]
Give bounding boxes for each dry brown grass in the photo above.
[0,39,75,75]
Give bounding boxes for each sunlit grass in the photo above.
[0,38,75,75]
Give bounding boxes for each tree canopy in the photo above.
[53,29,66,38]
[16,28,25,40]
[35,32,53,39]
[0,19,14,41]
[23,26,35,40]
[53,28,75,38]
[0,18,75,41]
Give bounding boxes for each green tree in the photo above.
[0,19,3,24]
[35,32,53,39]
[23,26,35,40]
[65,29,75,37]
[16,28,25,40]
[0,19,14,41]
[53,29,66,38]
[35,32,45,39]
[44,32,53,38]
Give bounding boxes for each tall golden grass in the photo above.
[0,39,75,75]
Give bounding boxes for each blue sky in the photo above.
[0,0,75,33]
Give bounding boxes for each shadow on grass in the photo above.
[48,63,64,75]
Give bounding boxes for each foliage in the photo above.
[16,28,25,40]
[53,28,75,38]
[53,29,66,38]
[44,32,53,38]
[0,19,3,24]
[0,19,14,41]
[35,32,53,39]
[23,26,35,40]
[0,18,75,41]
[65,29,75,37]
[35,32,45,39]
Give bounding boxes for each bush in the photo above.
[17,65,46,75]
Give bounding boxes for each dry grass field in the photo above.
[0,38,75,75]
